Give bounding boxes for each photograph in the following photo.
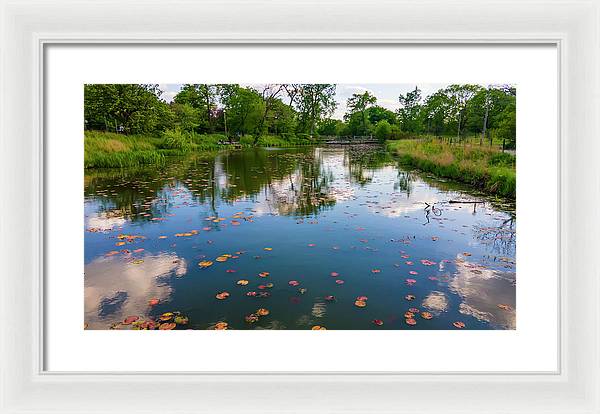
[83,83,516,330]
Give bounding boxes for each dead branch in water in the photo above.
[448,200,484,204]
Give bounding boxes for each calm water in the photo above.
[84,146,516,330]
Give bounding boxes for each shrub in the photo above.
[374,120,392,142]
[162,129,192,152]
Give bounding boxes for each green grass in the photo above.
[386,138,516,198]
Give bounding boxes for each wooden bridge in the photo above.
[319,135,380,145]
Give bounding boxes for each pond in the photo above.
[84,145,516,330]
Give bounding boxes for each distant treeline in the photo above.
[84,83,516,147]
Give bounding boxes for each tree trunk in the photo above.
[481,101,489,146]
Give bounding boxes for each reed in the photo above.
[386,138,516,198]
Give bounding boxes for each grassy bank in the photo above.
[386,139,516,198]
[84,131,317,168]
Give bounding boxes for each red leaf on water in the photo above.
[123,316,139,325]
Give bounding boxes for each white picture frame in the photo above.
[1,0,598,413]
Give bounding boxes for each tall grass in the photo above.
[386,139,516,198]
[84,130,319,168]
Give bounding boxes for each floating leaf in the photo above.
[139,321,156,330]
[258,271,270,278]
[421,312,433,320]
[174,316,188,325]
[214,322,228,330]
[215,291,230,300]
[263,247,273,251]
[404,311,415,319]
[215,256,228,262]
[158,235,168,239]
[453,321,466,329]
[245,314,259,323]
[405,318,417,326]
[237,280,249,286]
[199,260,213,268]
[159,322,176,330]
[123,315,139,325]
[159,312,174,321]
[311,325,327,330]
[256,308,270,316]
[354,300,367,308]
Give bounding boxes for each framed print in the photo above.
[1,0,599,413]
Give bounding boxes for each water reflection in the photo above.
[84,253,187,329]
[84,146,516,330]
[449,259,516,329]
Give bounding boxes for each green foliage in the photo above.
[84,84,171,135]
[387,139,516,198]
[493,102,516,149]
[374,120,392,142]
[174,84,218,133]
[397,86,422,133]
[162,129,192,152]
[367,106,397,126]
[345,91,377,136]
[293,84,338,136]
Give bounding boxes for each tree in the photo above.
[317,118,346,136]
[443,84,482,141]
[265,98,296,134]
[252,84,286,143]
[174,84,218,133]
[367,106,397,126]
[293,84,337,136]
[422,91,451,136]
[397,86,422,133]
[219,86,264,137]
[84,84,170,134]
[171,103,200,132]
[494,101,516,149]
[374,120,392,142]
[344,91,377,136]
